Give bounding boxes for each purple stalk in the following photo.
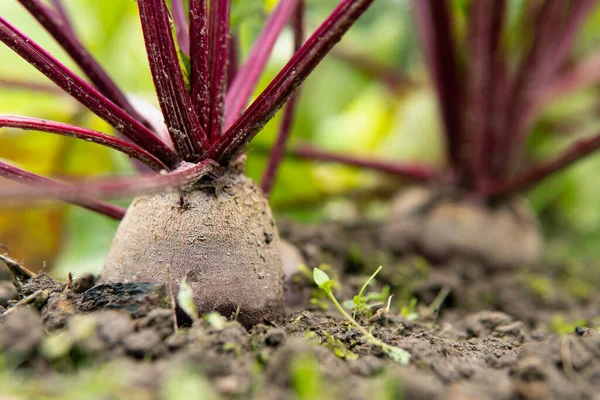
[0,161,125,220]
[534,1,598,91]
[18,0,147,125]
[502,1,594,177]
[207,0,231,139]
[0,116,168,171]
[260,96,300,195]
[261,1,305,196]
[541,50,600,105]
[479,0,508,185]
[224,0,301,130]
[227,35,239,90]
[0,17,178,167]
[413,0,464,177]
[49,0,74,32]
[190,0,210,131]
[171,0,190,55]
[466,0,508,190]
[207,0,376,164]
[138,0,209,159]
[485,128,600,197]
[465,0,492,188]
[332,47,415,93]
[292,144,437,181]
[0,159,223,203]
[0,77,63,94]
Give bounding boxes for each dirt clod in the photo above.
[95,310,135,347]
[0,307,43,359]
[124,329,166,359]
[0,281,18,306]
[77,282,167,318]
[21,272,64,296]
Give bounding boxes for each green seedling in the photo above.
[307,263,339,310]
[313,267,411,365]
[400,297,419,321]
[342,266,381,319]
[204,312,227,331]
[177,278,198,322]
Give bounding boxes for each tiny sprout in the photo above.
[351,265,382,319]
[177,278,197,321]
[312,267,411,365]
[204,312,226,331]
[313,267,332,289]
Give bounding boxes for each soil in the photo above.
[1,219,599,399]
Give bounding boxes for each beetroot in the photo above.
[0,0,375,325]
[290,1,600,267]
[104,168,283,326]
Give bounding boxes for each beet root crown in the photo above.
[0,0,375,213]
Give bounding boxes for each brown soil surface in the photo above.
[0,220,599,399]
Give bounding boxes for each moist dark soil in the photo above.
[1,220,599,400]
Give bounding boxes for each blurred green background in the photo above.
[1,0,600,277]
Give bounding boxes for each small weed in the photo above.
[400,298,419,321]
[313,267,410,365]
[307,263,340,310]
[204,312,226,331]
[341,266,382,319]
[177,278,197,322]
